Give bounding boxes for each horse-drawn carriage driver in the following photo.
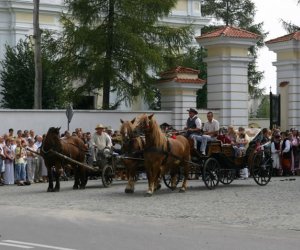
[92,124,113,161]
[184,108,202,138]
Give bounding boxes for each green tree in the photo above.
[60,0,192,109]
[0,33,71,109]
[281,0,300,33]
[256,95,270,118]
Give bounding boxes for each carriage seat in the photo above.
[206,140,222,156]
[221,144,235,158]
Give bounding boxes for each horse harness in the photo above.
[122,135,145,160]
[144,138,182,165]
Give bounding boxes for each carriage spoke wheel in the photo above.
[202,158,220,189]
[102,164,114,188]
[219,169,235,185]
[252,153,272,186]
[163,167,181,190]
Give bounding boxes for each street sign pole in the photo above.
[66,105,74,131]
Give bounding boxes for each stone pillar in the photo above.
[266,31,300,130]
[155,66,205,130]
[196,26,259,127]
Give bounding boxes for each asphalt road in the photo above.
[0,176,299,250]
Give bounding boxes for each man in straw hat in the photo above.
[92,124,112,161]
[184,108,202,138]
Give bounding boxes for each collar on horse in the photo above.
[144,139,173,165]
[122,136,144,158]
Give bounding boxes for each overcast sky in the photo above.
[252,0,300,93]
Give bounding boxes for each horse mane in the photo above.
[139,114,166,150]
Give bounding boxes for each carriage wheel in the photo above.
[162,168,181,189]
[202,158,220,189]
[252,153,272,186]
[102,164,114,188]
[219,169,235,185]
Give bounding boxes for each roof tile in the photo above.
[266,31,300,44]
[196,26,260,40]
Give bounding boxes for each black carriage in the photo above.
[163,130,273,190]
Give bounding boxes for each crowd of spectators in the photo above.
[0,126,123,186]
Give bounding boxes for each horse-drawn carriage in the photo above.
[36,127,136,192]
[39,116,272,195]
[189,132,273,190]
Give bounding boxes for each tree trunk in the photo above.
[102,0,115,109]
[33,0,42,109]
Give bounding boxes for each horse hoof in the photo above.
[47,188,54,192]
[125,188,134,193]
[73,186,79,190]
[144,192,153,197]
[179,188,186,193]
[170,186,176,191]
[79,186,86,190]
[154,184,161,191]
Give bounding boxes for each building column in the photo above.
[266,33,300,130]
[196,27,259,127]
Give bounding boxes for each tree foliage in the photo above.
[60,0,193,109]
[256,95,270,118]
[280,0,300,33]
[0,32,71,109]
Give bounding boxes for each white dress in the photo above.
[4,145,15,185]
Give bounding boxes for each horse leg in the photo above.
[179,162,189,193]
[73,166,79,190]
[54,167,61,192]
[79,166,86,189]
[145,168,155,197]
[154,166,162,191]
[47,165,54,192]
[125,163,136,193]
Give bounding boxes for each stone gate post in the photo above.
[156,66,205,130]
[196,26,260,127]
[266,31,300,130]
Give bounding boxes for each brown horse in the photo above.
[40,127,87,192]
[120,118,144,193]
[136,114,191,196]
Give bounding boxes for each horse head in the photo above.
[43,127,62,153]
[135,113,154,135]
[120,118,136,141]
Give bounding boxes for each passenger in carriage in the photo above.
[234,127,250,157]
[216,127,232,144]
[227,125,237,144]
[184,108,202,138]
[192,111,219,155]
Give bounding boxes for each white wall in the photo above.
[0,109,172,136]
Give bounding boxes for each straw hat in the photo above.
[95,124,105,130]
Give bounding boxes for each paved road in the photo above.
[0,176,299,250]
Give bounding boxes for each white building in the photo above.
[0,0,211,110]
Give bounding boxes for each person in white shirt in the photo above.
[192,111,219,155]
[93,124,112,161]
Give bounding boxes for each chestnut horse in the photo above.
[120,118,144,193]
[136,114,191,196]
[40,127,87,192]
